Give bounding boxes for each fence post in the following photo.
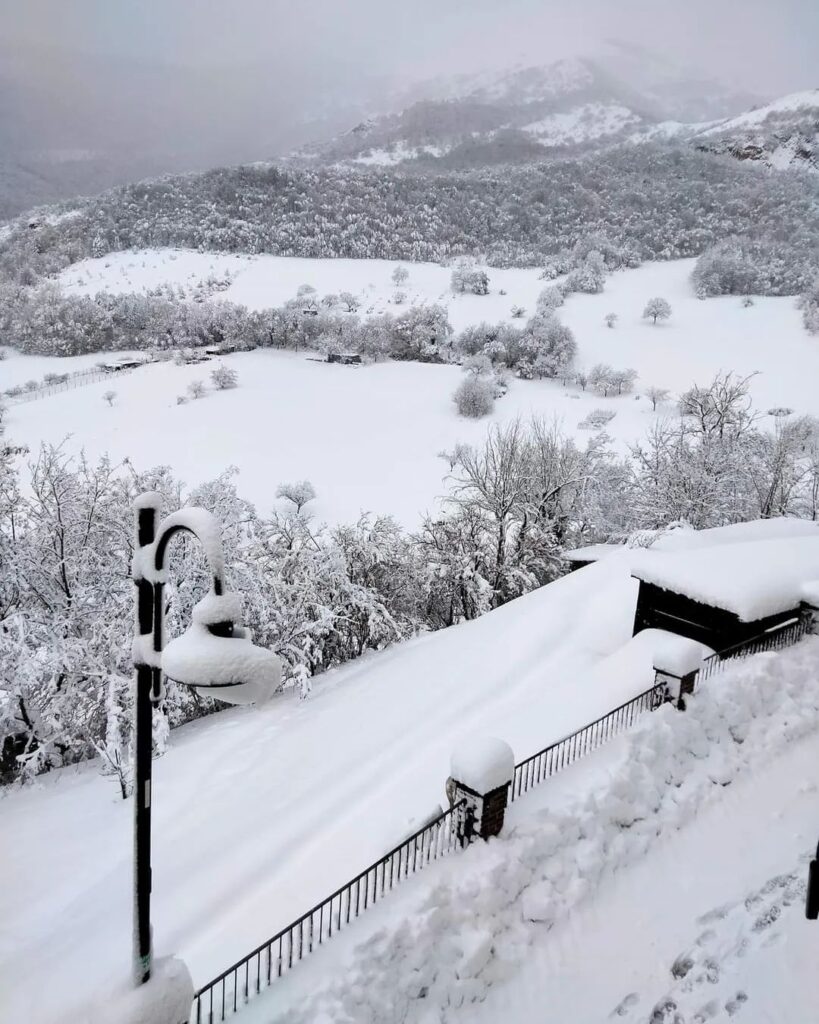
[447,737,514,843]
[652,636,715,711]
[800,598,819,635]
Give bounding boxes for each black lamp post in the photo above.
[132,493,280,987]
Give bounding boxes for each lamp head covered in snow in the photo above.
[132,492,281,706]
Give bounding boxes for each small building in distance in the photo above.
[326,352,362,365]
[631,519,819,651]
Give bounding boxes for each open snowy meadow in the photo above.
[4,255,815,525]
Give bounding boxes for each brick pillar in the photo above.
[448,737,514,843]
[653,667,697,711]
[800,600,819,635]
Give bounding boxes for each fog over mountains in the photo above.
[0,29,816,219]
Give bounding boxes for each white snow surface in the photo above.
[89,957,193,1024]
[633,535,819,621]
[450,737,515,794]
[651,516,819,552]
[520,102,639,145]
[639,628,714,676]
[699,88,819,135]
[7,258,817,527]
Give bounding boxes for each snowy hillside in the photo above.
[2,532,816,1023]
[1,255,810,525]
[693,89,819,172]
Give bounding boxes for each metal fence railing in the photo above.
[190,612,813,1022]
[510,682,667,802]
[192,798,468,1023]
[696,615,810,685]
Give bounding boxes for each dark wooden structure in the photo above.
[632,578,800,650]
[327,352,362,365]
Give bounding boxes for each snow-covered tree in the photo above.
[275,480,316,514]
[604,312,618,328]
[451,261,490,295]
[391,266,409,287]
[102,390,117,406]
[643,297,672,325]
[517,314,576,380]
[187,380,207,400]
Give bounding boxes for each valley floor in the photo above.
[4,257,815,526]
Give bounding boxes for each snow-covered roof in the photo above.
[652,517,818,553]
[563,543,623,562]
[632,535,819,622]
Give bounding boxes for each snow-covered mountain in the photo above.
[692,89,819,172]
[295,45,763,169]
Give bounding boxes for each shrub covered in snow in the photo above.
[453,375,495,418]
[210,364,238,390]
[579,408,617,430]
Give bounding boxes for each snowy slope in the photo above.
[694,89,819,173]
[3,529,816,1023]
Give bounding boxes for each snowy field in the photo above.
[57,250,548,334]
[5,256,816,525]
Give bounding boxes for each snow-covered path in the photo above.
[0,553,654,1023]
[470,727,818,1023]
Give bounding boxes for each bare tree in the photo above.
[102,390,116,407]
[447,421,529,604]
[678,372,758,439]
[645,385,670,411]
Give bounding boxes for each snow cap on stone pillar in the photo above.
[451,736,514,794]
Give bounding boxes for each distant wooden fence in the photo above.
[4,365,137,405]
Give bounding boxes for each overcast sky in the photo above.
[4,0,817,94]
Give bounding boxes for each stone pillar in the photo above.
[448,736,514,843]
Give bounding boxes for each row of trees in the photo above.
[3,373,818,790]
[0,279,584,386]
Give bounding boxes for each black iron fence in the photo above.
[190,612,813,1022]
[510,682,667,802]
[696,614,810,685]
[193,798,468,1023]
